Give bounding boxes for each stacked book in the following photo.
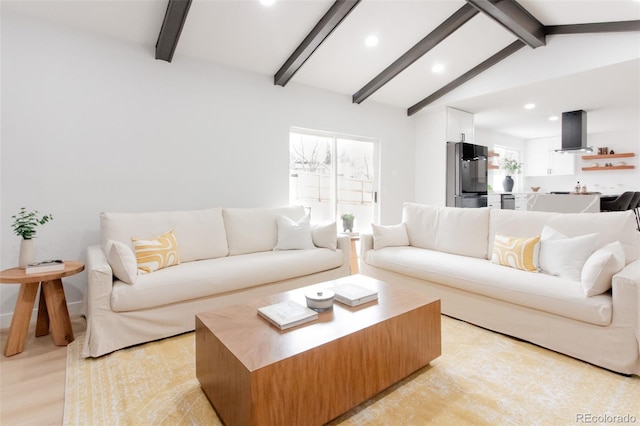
[257,300,318,330]
[332,283,378,307]
[25,260,64,274]
[257,283,379,330]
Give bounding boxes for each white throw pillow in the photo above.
[273,214,315,250]
[223,206,305,255]
[311,222,337,250]
[538,226,598,281]
[106,240,138,285]
[581,241,625,297]
[372,223,410,250]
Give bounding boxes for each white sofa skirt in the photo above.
[359,261,640,375]
[83,239,350,358]
[111,248,345,312]
[364,246,612,326]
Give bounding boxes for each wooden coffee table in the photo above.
[195,274,441,425]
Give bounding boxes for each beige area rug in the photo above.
[64,316,640,426]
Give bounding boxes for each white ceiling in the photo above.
[3,0,640,140]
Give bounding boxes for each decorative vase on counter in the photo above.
[18,239,35,268]
[503,176,514,192]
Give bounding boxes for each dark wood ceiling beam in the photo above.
[274,0,360,87]
[465,0,545,48]
[156,0,192,62]
[545,20,640,35]
[407,40,525,116]
[352,4,479,105]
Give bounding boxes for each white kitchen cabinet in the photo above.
[524,137,575,176]
[524,139,549,176]
[446,107,474,143]
[488,194,501,209]
[487,193,526,210]
[514,194,528,211]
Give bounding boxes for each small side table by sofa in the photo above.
[0,260,84,356]
[341,233,360,274]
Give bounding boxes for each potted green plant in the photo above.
[341,213,355,233]
[499,158,522,192]
[11,207,53,268]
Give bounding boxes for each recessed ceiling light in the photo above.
[365,35,379,47]
[524,103,536,110]
[549,115,559,121]
[259,0,276,6]
[431,63,445,73]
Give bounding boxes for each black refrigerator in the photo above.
[446,142,488,208]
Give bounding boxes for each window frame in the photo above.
[289,127,380,231]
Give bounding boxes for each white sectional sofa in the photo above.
[360,203,640,375]
[83,205,350,357]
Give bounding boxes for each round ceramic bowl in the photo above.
[305,289,335,312]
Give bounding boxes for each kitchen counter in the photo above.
[527,193,600,213]
[489,191,536,195]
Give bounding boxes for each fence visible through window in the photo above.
[289,129,378,233]
[289,172,374,205]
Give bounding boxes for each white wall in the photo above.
[414,107,446,206]
[475,128,525,152]
[0,11,416,326]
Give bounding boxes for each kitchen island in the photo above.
[527,193,600,213]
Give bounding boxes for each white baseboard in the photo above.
[0,301,84,330]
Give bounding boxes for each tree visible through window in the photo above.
[289,129,378,233]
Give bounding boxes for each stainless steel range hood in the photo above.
[555,110,593,153]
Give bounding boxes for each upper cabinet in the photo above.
[446,107,474,143]
[524,137,575,176]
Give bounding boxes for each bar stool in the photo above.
[600,191,634,212]
[628,191,640,230]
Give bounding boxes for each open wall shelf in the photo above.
[582,165,635,171]
[581,152,635,171]
[488,151,500,169]
[581,152,635,160]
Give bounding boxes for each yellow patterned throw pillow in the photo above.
[131,230,180,273]
[491,234,540,272]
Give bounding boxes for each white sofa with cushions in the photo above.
[360,203,640,375]
[83,205,350,358]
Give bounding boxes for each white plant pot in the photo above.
[19,239,35,268]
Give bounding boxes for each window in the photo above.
[289,128,378,233]
[491,145,522,192]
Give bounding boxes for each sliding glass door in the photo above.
[289,128,378,234]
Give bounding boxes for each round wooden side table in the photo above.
[0,260,84,357]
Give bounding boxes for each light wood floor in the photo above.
[0,316,86,426]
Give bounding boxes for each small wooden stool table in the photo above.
[0,261,84,356]
[341,233,360,274]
